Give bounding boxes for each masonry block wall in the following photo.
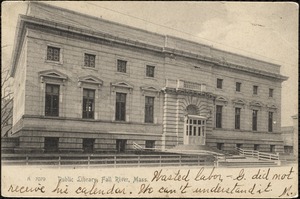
[9,2,287,153]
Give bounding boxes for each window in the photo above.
[82,89,95,119]
[236,143,243,149]
[116,139,127,153]
[284,146,293,154]
[84,53,96,68]
[146,65,155,77]
[269,88,274,97]
[270,145,275,153]
[268,112,273,132]
[235,108,241,129]
[47,46,60,61]
[252,110,258,131]
[216,105,222,128]
[217,79,223,89]
[45,84,59,116]
[117,59,127,73]
[44,137,59,153]
[145,96,154,123]
[145,140,155,149]
[254,144,260,151]
[115,93,126,121]
[185,118,206,137]
[83,138,95,153]
[253,85,258,95]
[236,82,241,92]
[217,143,224,150]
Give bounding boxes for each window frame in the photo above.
[115,92,127,121]
[217,78,223,89]
[82,88,95,119]
[253,85,258,95]
[145,140,155,149]
[45,84,60,117]
[84,53,96,68]
[117,59,127,73]
[269,88,274,98]
[216,105,223,128]
[252,109,258,131]
[47,46,60,62]
[236,82,241,92]
[146,65,155,78]
[268,111,273,132]
[235,107,241,129]
[45,44,63,65]
[145,96,155,123]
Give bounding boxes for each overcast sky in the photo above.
[2,1,298,126]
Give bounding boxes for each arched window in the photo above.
[186,105,199,115]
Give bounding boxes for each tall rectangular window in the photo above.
[82,89,95,119]
[217,78,223,89]
[269,88,274,97]
[253,85,258,95]
[268,112,273,132]
[146,65,155,77]
[117,59,127,73]
[216,105,222,128]
[47,46,60,61]
[45,84,59,116]
[145,96,154,123]
[235,108,241,129]
[236,82,241,92]
[115,93,126,121]
[252,110,258,131]
[84,53,96,68]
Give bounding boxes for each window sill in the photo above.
[115,72,129,76]
[43,116,61,119]
[82,118,95,120]
[45,60,63,65]
[144,76,156,80]
[82,66,98,71]
[113,120,128,123]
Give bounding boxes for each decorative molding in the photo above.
[78,75,103,88]
[249,100,264,110]
[39,69,68,85]
[215,96,228,106]
[140,86,160,96]
[111,81,133,93]
[266,104,278,111]
[232,98,246,108]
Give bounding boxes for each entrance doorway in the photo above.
[184,115,206,145]
[116,139,127,153]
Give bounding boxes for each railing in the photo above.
[1,153,213,168]
[165,79,206,92]
[132,142,160,151]
[236,147,280,165]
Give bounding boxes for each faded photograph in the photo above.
[1,1,298,198]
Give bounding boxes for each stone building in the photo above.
[10,2,288,153]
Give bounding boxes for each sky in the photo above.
[2,1,298,126]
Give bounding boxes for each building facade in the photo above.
[10,2,288,153]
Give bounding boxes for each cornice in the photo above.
[11,15,288,82]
